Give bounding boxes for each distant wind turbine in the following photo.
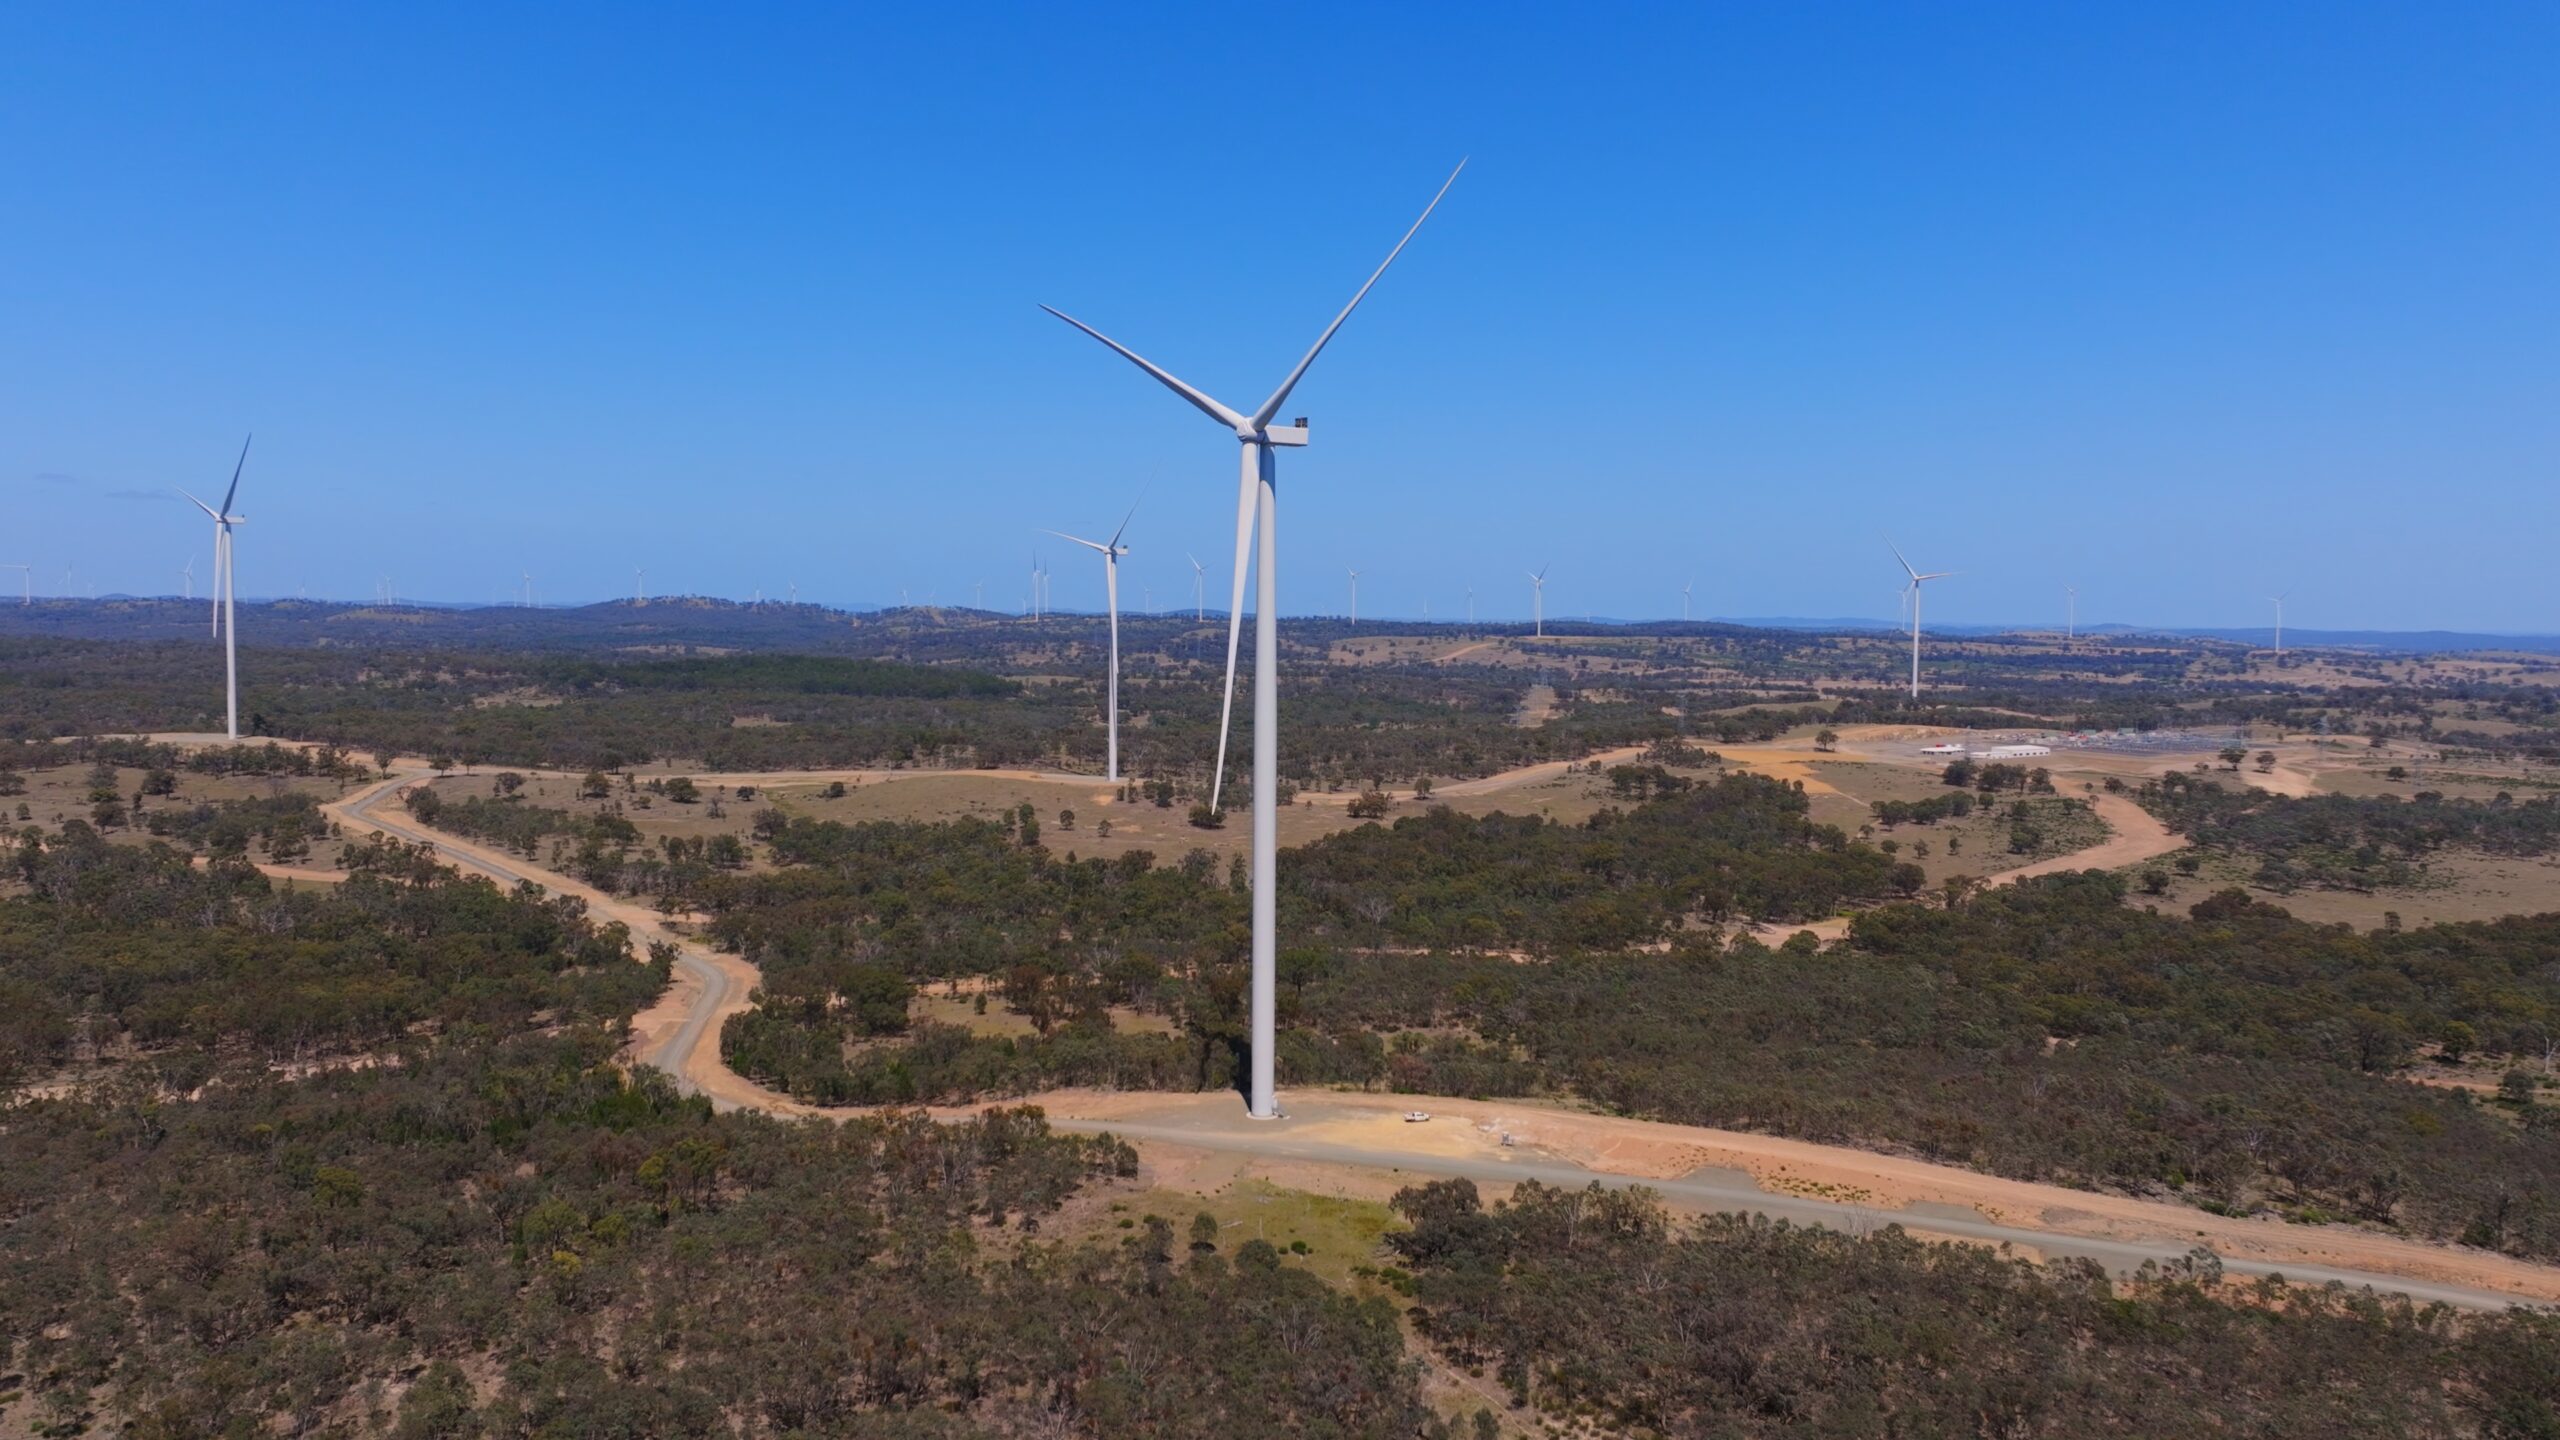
[1044,502,1137,781]
[1187,553,1205,622]
[1527,565,1549,638]
[522,571,535,608]
[176,435,252,740]
[1466,586,1475,625]
[634,568,646,605]
[1346,565,1360,624]
[1887,538,1955,700]
[2065,584,2077,642]
[2271,591,2289,657]
[181,557,195,601]
[1042,160,1461,1121]
[1681,581,1692,623]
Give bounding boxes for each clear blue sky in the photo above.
[4,3,2553,630]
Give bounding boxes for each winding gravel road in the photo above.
[315,759,2559,1312]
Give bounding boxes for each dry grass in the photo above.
[2133,846,2560,931]
[5,761,367,867]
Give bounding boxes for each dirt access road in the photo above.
[306,755,2560,1311]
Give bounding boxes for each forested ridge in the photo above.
[2141,771,2560,890]
[0,798,1444,1437]
[0,825,661,1090]
[1388,1177,2560,1437]
[692,782,2560,1259]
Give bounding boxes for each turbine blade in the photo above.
[1252,159,1466,431]
[1040,306,1247,430]
[1885,536,1919,581]
[219,434,251,515]
[1109,495,1141,551]
[1209,462,1257,811]
[176,487,222,522]
[1041,528,1110,554]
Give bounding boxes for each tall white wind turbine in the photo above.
[1347,566,1360,624]
[1044,503,1137,781]
[1527,564,1549,638]
[2066,584,2077,642]
[1681,581,1692,623]
[1187,553,1205,622]
[181,557,195,601]
[176,436,252,740]
[1042,160,1462,1121]
[2270,591,2289,658]
[1888,538,1955,701]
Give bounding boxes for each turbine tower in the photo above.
[1681,580,1692,623]
[1044,504,1137,781]
[176,436,252,740]
[2065,584,2077,642]
[181,557,195,601]
[2271,591,2289,658]
[1466,586,1475,625]
[1187,553,1205,622]
[1887,538,1955,700]
[1347,565,1360,624]
[634,568,646,604]
[1527,565,1549,638]
[1042,160,1461,1121]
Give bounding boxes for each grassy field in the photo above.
[1099,1178,1404,1292]
[2132,845,2560,931]
[420,760,1640,870]
[7,761,367,868]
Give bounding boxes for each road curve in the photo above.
[328,773,754,1106]
[310,760,2558,1311]
[1057,1114,2543,1312]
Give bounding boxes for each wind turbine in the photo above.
[181,557,195,601]
[1043,503,1137,781]
[1527,565,1549,638]
[1187,553,1205,622]
[1346,565,1360,624]
[634,568,646,604]
[1042,160,1461,1122]
[176,436,251,740]
[2270,591,2289,658]
[1680,581,1692,623]
[1887,538,1955,700]
[2065,584,2077,642]
[1466,586,1475,625]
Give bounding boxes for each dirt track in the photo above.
[273,745,2560,1309]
